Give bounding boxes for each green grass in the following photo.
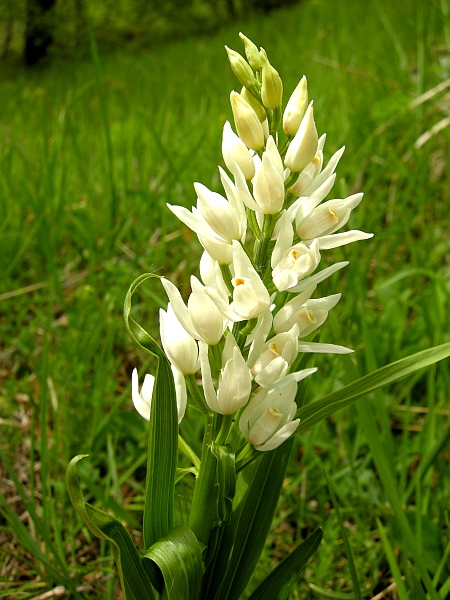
[1,0,450,597]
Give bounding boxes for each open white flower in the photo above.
[239,372,315,451]
[131,368,154,421]
[249,325,299,388]
[274,293,341,336]
[160,303,199,374]
[272,239,321,292]
[161,276,227,346]
[199,334,252,415]
[230,241,270,319]
[131,367,186,423]
[296,193,364,240]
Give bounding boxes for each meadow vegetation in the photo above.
[1,0,450,597]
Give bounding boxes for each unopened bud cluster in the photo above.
[133,34,373,452]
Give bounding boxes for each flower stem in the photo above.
[254,213,275,279]
[178,434,201,471]
[215,413,234,445]
[188,414,219,546]
[185,373,210,415]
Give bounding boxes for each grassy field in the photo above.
[1,0,450,597]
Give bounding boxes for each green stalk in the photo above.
[220,264,234,294]
[178,435,201,471]
[215,414,234,445]
[253,213,275,279]
[188,414,219,546]
[185,373,210,414]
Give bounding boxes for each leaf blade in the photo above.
[247,528,323,600]
[296,342,450,430]
[124,273,178,549]
[66,455,158,599]
[143,525,204,600]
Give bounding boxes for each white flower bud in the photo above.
[230,91,265,151]
[259,48,283,109]
[241,87,267,123]
[252,137,285,214]
[195,182,243,243]
[283,76,308,136]
[284,102,318,173]
[198,234,233,265]
[188,277,226,345]
[222,121,255,181]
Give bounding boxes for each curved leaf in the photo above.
[124,272,165,360]
[143,525,204,600]
[247,528,323,600]
[66,455,159,599]
[124,273,178,550]
[296,342,450,430]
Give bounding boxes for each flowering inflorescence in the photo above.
[132,33,373,453]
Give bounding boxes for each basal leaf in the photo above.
[247,528,323,600]
[66,455,159,599]
[143,525,204,600]
[124,273,178,550]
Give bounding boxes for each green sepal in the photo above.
[143,525,204,600]
[212,442,236,525]
[246,528,323,600]
[124,273,178,550]
[296,342,450,430]
[66,455,159,599]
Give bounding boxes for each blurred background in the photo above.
[1,0,449,598]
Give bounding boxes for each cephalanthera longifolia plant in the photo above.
[67,34,450,600]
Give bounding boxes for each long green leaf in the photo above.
[143,525,204,600]
[296,342,450,430]
[247,528,323,600]
[205,439,294,600]
[124,273,178,550]
[66,455,158,600]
